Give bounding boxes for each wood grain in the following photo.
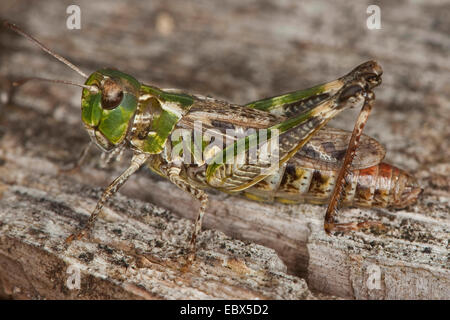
[0,0,448,299]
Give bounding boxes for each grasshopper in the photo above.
[4,22,421,257]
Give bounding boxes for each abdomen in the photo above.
[243,162,421,208]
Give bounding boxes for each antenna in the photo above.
[3,21,88,79]
[13,77,98,93]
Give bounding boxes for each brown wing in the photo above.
[293,127,385,170]
[178,94,283,132]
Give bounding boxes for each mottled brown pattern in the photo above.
[308,170,330,195]
[132,96,161,141]
[294,127,386,170]
[245,162,420,209]
[179,97,282,132]
[282,93,330,117]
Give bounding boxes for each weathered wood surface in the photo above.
[0,0,449,299]
[0,163,314,300]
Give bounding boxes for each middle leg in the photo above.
[166,166,208,258]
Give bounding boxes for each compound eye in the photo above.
[101,78,124,110]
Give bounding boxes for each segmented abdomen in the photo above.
[244,162,420,208]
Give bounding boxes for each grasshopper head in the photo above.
[81,69,141,151]
[4,22,141,152]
